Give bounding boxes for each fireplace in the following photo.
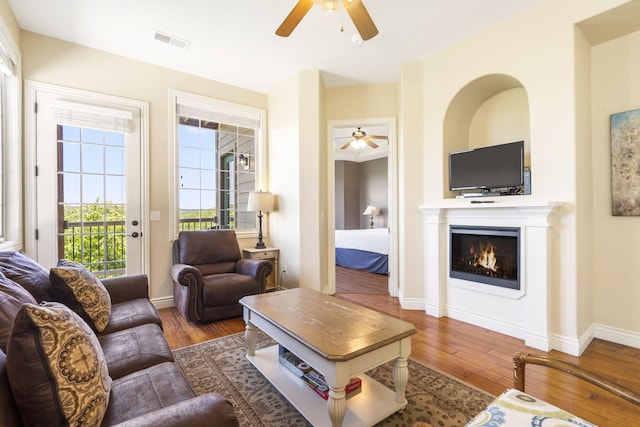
[449,225,520,290]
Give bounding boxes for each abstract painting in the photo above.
[611,109,640,216]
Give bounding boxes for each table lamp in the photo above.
[362,205,377,229]
[247,191,274,249]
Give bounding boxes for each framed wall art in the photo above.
[611,108,640,216]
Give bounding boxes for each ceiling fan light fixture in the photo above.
[313,0,339,11]
[352,139,366,149]
[278,0,378,40]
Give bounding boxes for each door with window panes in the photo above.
[33,89,145,276]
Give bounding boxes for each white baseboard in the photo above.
[549,333,583,356]
[151,295,175,310]
[593,322,640,349]
[398,296,424,311]
[445,306,527,342]
[426,304,640,355]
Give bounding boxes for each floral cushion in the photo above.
[465,388,597,427]
[6,302,111,426]
[50,260,111,332]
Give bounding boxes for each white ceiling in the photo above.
[8,0,543,94]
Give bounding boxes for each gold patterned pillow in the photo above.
[50,260,111,332]
[6,302,111,426]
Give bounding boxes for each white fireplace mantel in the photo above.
[419,200,561,351]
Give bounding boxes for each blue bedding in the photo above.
[335,247,388,275]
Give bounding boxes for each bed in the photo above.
[335,228,389,274]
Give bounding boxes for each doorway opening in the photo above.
[328,118,397,297]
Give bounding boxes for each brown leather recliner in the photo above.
[170,230,272,322]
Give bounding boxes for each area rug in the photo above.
[173,331,494,426]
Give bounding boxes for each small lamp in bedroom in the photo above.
[362,205,377,229]
[247,190,275,249]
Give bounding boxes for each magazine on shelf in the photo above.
[278,345,362,400]
[302,369,362,400]
[278,345,313,377]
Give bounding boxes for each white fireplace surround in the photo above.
[419,200,560,351]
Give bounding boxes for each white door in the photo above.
[29,85,147,276]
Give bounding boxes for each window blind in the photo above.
[176,98,261,129]
[51,100,133,132]
[0,41,15,77]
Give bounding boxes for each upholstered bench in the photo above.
[465,352,640,427]
[465,388,596,426]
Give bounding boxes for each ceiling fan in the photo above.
[338,127,387,150]
[276,0,379,41]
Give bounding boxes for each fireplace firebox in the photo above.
[449,226,520,290]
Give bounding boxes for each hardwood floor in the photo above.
[335,265,388,294]
[160,273,640,425]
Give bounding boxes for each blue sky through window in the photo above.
[178,123,217,211]
[60,125,126,206]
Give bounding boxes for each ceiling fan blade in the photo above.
[363,137,379,148]
[342,0,378,41]
[368,135,388,140]
[340,139,355,150]
[276,0,314,37]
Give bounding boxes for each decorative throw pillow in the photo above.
[6,302,111,427]
[50,260,111,332]
[0,272,37,352]
[0,251,54,302]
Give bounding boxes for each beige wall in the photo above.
[325,83,397,120]
[268,75,302,289]
[267,70,328,293]
[20,31,268,301]
[468,88,531,164]
[418,0,630,347]
[398,61,425,303]
[591,30,640,333]
[299,70,328,293]
[0,0,20,47]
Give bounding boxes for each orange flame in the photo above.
[472,242,498,272]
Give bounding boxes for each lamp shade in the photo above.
[247,191,274,212]
[362,205,377,216]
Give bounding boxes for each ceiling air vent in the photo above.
[153,31,190,49]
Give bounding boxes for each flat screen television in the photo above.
[449,141,524,192]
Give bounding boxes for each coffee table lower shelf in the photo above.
[247,345,406,427]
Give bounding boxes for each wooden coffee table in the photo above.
[240,288,416,427]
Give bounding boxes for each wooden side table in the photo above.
[242,247,280,291]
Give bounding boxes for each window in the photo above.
[56,123,128,277]
[171,90,264,236]
[0,20,20,251]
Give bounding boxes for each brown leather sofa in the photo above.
[171,230,272,322]
[0,251,238,427]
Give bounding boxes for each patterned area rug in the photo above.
[173,331,495,427]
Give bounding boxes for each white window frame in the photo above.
[0,15,21,251]
[169,89,266,239]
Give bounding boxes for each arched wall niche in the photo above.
[443,74,531,198]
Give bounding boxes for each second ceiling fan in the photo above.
[276,0,379,41]
[338,127,387,150]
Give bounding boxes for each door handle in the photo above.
[129,232,141,238]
